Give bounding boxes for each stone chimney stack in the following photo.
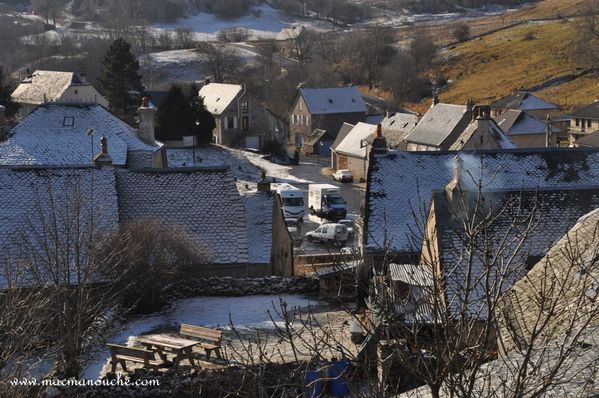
[545,114,553,148]
[257,170,271,192]
[432,86,440,107]
[137,97,156,145]
[445,155,465,203]
[94,135,113,167]
[476,105,491,136]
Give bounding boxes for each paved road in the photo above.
[285,154,364,254]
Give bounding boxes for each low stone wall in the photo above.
[171,276,319,298]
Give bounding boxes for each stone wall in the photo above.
[171,276,319,298]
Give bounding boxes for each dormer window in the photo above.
[63,116,75,127]
[241,101,248,113]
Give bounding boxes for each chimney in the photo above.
[204,78,210,86]
[476,105,491,139]
[371,123,388,156]
[137,97,156,145]
[432,86,440,107]
[257,170,271,192]
[545,114,553,148]
[445,155,465,203]
[94,136,113,167]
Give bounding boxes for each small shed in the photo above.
[303,128,332,156]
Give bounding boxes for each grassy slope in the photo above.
[400,0,599,114]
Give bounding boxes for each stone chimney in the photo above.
[431,86,440,107]
[94,136,113,167]
[545,114,553,148]
[445,155,465,203]
[371,123,388,156]
[257,170,271,192]
[137,97,156,145]
[476,105,491,137]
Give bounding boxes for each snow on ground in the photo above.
[82,294,317,379]
[153,3,332,40]
[140,49,207,82]
[167,146,311,184]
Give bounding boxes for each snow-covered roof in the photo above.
[379,112,419,149]
[116,167,252,264]
[490,91,558,111]
[11,70,90,104]
[243,192,274,264]
[405,103,469,147]
[276,25,305,41]
[495,110,560,136]
[0,104,160,167]
[299,87,367,115]
[331,122,355,150]
[333,122,376,157]
[199,83,242,115]
[365,148,599,253]
[0,166,119,288]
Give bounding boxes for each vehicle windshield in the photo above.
[326,195,345,205]
[282,197,304,206]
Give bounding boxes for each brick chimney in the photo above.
[137,97,156,145]
[94,135,113,167]
[371,123,388,156]
[445,155,465,203]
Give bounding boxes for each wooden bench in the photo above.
[107,344,164,373]
[179,324,223,360]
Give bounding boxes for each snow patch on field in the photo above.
[82,294,317,379]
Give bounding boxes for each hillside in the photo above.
[401,1,599,114]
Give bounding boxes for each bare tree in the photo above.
[198,43,243,83]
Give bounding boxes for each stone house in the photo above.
[568,99,599,144]
[494,109,560,148]
[289,86,367,149]
[0,101,166,168]
[11,70,108,118]
[489,91,560,120]
[199,82,283,151]
[331,122,379,182]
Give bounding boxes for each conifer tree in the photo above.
[190,90,216,145]
[98,38,143,122]
[0,67,20,118]
[155,85,192,141]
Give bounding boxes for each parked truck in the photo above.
[308,184,347,221]
[272,183,305,221]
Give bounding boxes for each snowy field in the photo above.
[167,146,311,184]
[82,294,317,379]
[153,3,333,41]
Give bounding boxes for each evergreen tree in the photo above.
[98,38,143,122]
[0,67,20,118]
[155,85,192,141]
[189,91,216,145]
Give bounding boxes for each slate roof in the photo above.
[331,122,355,150]
[569,100,599,119]
[115,167,251,264]
[0,104,160,167]
[574,129,599,147]
[199,83,242,115]
[333,122,376,158]
[490,91,559,111]
[365,149,599,254]
[404,103,470,147]
[11,70,78,104]
[494,110,560,136]
[242,192,274,264]
[378,112,418,149]
[299,87,367,115]
[304,129,328,146]
[448,118,516,150]
[430,186,599,317]
[0,166,119,288]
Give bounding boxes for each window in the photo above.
[576,118,580,127]
[242,116,249,131]
[227,116,234,129]
[588,119,592,128]
[74,89,78,95]
[241,101,248,113]
[299,101,302,111]
[63,116,74,127]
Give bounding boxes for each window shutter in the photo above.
[233,116,238,129]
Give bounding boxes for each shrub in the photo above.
[453,23,471,43]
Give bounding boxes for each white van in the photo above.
[305,223,349,246]
[272,183,305,221]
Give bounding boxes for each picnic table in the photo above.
[136,334,200,368]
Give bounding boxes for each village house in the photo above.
[405,99,515,151]
[199,81,284,151]
[289,86,367,149]
[489,91,560,120]
[0,163,292,286]
[330,122,379,182]
[275,25,307,59]
[11,70,108,118]
[568,99,599,144]
[494,109,560,148]
[362,146,599,268]
[0,101,166,168]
